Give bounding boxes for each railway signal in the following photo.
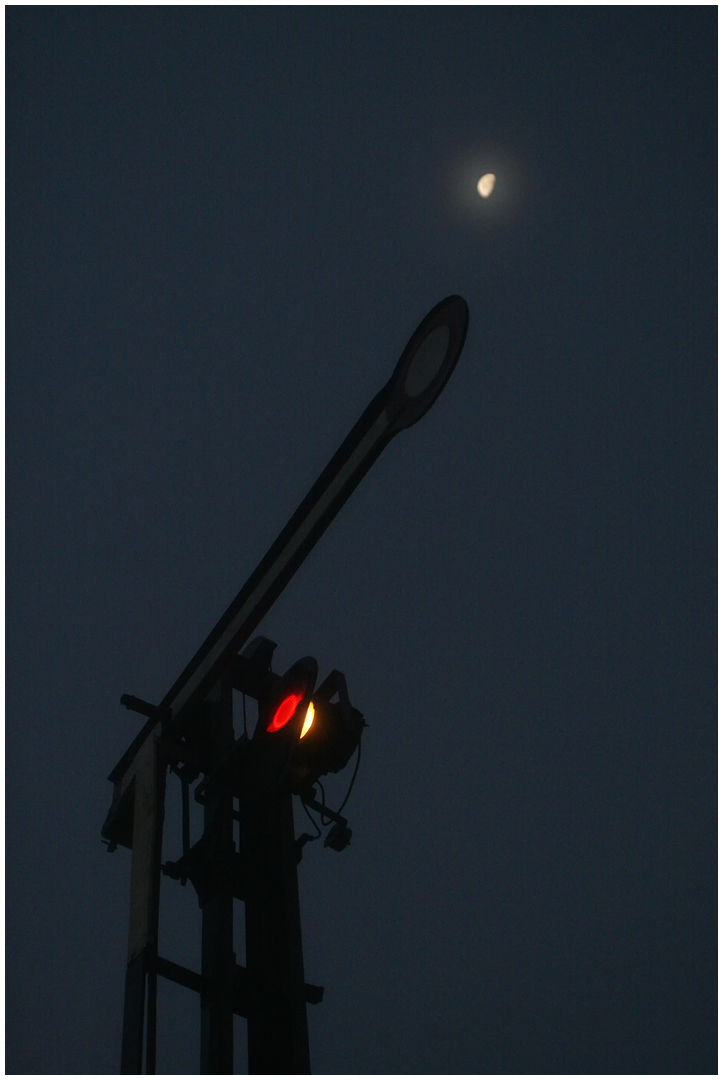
[103,295,469,1073]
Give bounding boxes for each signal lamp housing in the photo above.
[258,656,318,741]
[288,669,364,793]
[251,654,364,796]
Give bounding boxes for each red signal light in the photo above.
[267,691,304,733]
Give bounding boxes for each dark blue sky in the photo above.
[6,7,716,1074]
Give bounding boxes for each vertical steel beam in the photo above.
[244,786,310,1074]
[120,948,146,1074]
[121,735,166,1073]
[199,678,235,1074]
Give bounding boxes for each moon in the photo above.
[477,173,496,198]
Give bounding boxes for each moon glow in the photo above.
[477,173,496,198]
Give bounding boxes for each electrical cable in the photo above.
[316,780,335,825]
[301,797,322,840]
[311,733,363,825]
[336,736,362,815]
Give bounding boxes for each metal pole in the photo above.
[199,677,235,1074]
[244,784,310,1074]
[121,735,166,1073]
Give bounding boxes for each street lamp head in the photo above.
[386,295,469,432]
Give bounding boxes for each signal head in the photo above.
[288,669,364,792]
[258,655,318,740]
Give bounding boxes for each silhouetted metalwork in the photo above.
[102,296,468,1073]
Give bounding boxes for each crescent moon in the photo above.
[477,173,496,198]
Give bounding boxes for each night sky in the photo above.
[6,7,717,1075]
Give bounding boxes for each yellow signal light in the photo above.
[299,701,315,739]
